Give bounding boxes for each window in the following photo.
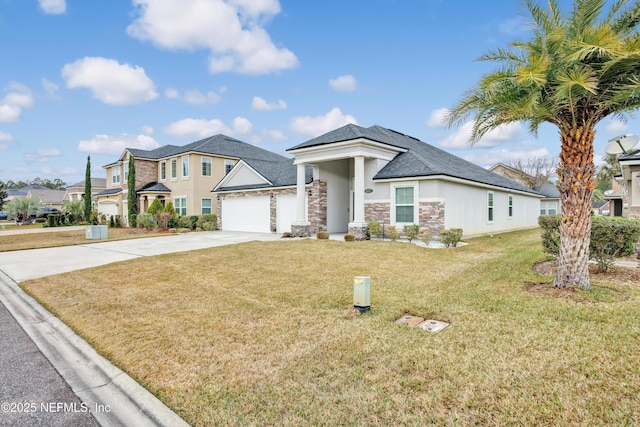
[182,156,189,178]
[487,192,494,222]
[541,202,557,215]
[201,198,212,214]
[394,186,415,223]
[160,161,166,180]
[174,197,187,215]
[171,158,177,180]
[508,195,513,219]
[224,160,235,175]
[123,161,129,181]
[112,166,121,185]
[202,157,212,176]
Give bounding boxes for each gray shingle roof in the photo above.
[289,124,540,195]
[139,182,171,192]
[127,135,287,162]
[95,188,122,196]
[216,158,312,191]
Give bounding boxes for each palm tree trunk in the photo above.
[555,127,596,289]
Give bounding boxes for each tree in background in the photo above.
[507,156,557,190]
[0,182,7,210]
[447,0,640,289]
[0,178,66,190]
[127,155,137,227]
[6,197,42,223]
[84,156,92,221]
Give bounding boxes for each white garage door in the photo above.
[221,196,271,232]
[276,194,303,233]
[98,201,118,218]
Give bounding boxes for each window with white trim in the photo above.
[394,185,415,223]
[174,197,187,216]
[224,160,234,175]
[201,198,212,214]
[170,158,177,180]
[201,157,212,176]
[123,161,129,181]
[487,191,494,222]
[182,156,189,178]
[540,202,557,215]
[112,166,121,185]
[160,161,166,181]
[508,194,513,219]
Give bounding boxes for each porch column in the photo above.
[349,155,368,240]
[291,163,311,237]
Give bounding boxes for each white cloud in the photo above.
[164,118,233,138]
[127,0,298,75]
[24,148,60,163]
[233,117,253,134]
[329,75,357,92]
[142,125,154,135]
[604,119,628,135]
[165,88,222,104]
[426,108,449,128]
[289,107,358,138]
[261,128,288,141]
[78,133,160,155]
[252,96,286,111]
[38,0,66,14]
[439,120,525,149]
[0,83,34,123]
[41,166,79,177]
[41,78,60,96]
[37,148,62,157]
[0,132,12,150]
[165,88,179,99]
[62,57,158,105]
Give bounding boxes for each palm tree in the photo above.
[6,197,42,224]
[447,0,640,289]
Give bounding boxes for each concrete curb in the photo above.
[0,270,190,427]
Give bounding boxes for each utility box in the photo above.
[86,225,108,240]
[353,276,371,313]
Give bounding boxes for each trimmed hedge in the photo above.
[539,215,640,272]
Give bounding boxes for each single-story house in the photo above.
[215,124,542,239]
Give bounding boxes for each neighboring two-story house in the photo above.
[95,134,288,224]
[616,151,640,220]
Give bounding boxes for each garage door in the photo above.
[98,201,118,218]
[221,196,270,232]
[276,194,304,233]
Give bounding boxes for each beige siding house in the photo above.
[95,134,287,223]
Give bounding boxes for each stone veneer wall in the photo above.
[134,159,159,190]
[216,180,327,234]
[365,200,445,239]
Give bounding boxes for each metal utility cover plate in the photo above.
[395,315,424,327]
[416,320,449,333]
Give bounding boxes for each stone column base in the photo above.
[348,223,369,241]
[291,223,312,238]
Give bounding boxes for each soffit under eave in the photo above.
[290,138,404,165]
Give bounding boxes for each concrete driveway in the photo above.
[0,230,282,282]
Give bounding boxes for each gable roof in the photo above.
[214,158,313,192]
[289,124,540,195]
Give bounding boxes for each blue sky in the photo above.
[0,0,635,185]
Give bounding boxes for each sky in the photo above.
[0,0,636,186]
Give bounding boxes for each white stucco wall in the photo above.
[426,180,540,236]
[319,159,350,232]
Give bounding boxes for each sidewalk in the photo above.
[0,230,281,426]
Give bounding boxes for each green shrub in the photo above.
[440,228,463,248]
[368,221,382,238]
[196,214,217,229]
[538,215,561,256]
[109,215,115,228]
[387,225,399,241]
[129,213,137,228]
[139,213,158,230]
[590,216,640,272]
[47,214,57,227]
[344,233,356,242]
[202,221,215,231]
[403,224,420,242]
[539,215,640,272]
[114,215,123,228]
[178,216,193,229]
[148,199,164,215]
[317,231,329,240]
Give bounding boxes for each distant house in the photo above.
[26,188,66,210]
[615,151,640,220]
[95,134,287,224]
[489,163,561,216]
[65,178,107,205]
[215,124,542,239]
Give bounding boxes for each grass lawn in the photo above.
[21,229,640,426]
[0,227,165,252]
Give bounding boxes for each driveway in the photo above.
[0,230,282,282]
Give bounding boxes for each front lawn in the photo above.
[21,229,640,426]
